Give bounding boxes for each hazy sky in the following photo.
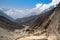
[0,0,60,19]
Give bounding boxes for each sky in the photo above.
[0,0,60,19]
[0,0,52,9]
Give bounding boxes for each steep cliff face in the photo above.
[26,3,60,33]
[47,3,60,39]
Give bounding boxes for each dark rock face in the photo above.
[57,26,60,34]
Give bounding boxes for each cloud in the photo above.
[5,9,14,16]
[0,0,60,19]
[0,8,3,10]
[32,0,60,14]
[35,0,60,10]
[35,4,43,9]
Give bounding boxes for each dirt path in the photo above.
[17,35,47,40]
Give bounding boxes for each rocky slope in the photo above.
[16,3,60,40]
[15,7,55,26]
[0,3,60,40]
[0,10,24,40]
[15,15,38,26]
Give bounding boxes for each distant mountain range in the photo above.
[0,10,14,21]
[15,6,55,26]
[0,5,56,28]
[15,15,38,26]
[0,10,24,31]
[0,5,55,19]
